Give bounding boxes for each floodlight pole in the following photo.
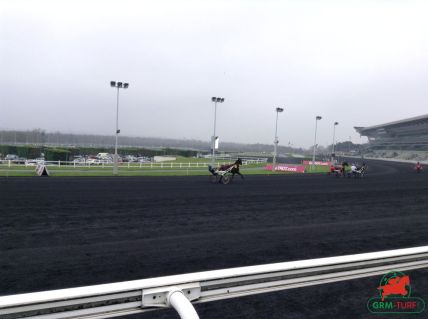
[211,97,224,166]
[114,87,120,175]
[110,81,129,176]
[272,107,284,172]
[331,122,338,163]
[312,116,322,171]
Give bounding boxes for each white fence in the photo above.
[1,246,427,319]
[0,158,268,169]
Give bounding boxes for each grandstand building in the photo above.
[355,114,428,160]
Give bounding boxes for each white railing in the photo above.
[1,246,427,319]
[0,159,268,169]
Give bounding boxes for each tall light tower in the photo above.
[110,81,129,176]
[211,97,224,165]
[272,107,284,172]
[312,116,322,171]
[331,122,339,163]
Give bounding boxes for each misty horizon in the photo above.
[0,126,364,151]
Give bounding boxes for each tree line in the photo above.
[0,129,307,154]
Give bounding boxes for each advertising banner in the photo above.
[266,164,306,173]
[303,160,331,166]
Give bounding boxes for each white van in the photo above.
[96,153,111,159]
[5,154,19,161]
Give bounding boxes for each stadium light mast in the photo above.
[331,122,339,163]
[211,97,224,165]
[272,107,284,172]
[110,81,129,176]
[312,116,322,171]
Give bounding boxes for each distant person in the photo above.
[341,161,349,177]
[415,162,423,173]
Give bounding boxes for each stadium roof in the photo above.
[355,114,428,137]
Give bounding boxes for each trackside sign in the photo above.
[265,164,305,173]
[36,164,49,176]
[303,160,331,166]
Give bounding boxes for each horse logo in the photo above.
[377,272,410,301]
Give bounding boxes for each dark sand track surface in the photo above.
[1,159,427,318]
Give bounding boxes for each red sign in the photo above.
[265,164,306,173]
[303,160,331,166]
[378,275,410,301]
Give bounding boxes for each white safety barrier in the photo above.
[0,158,268,169]
[1,246,427,319]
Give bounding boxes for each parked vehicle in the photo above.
[86,156,101,165]
[25,158,45,166]
[137,156,152,163]
[123,155,138,163]
[73,157,86,164]
[97,153,112,160]
[7,155,27,164]
[5,154,19,161]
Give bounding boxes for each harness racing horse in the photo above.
[209,158,244,184]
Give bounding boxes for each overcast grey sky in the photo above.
[1,0,428,148]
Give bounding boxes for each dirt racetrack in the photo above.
[1,159,428,318]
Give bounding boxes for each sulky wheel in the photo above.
[222,175,232,185]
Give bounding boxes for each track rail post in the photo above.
[168,290,200,319]
[142,284,200,319]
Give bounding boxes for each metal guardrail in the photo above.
[1,246,427,319]
[346,155,428,165]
